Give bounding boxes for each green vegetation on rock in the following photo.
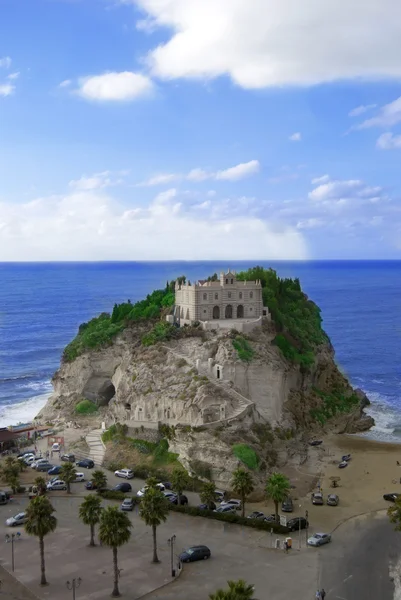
[75,399,98,415]
[232,336,255,362]
[237,266,328,369]
[232,444,259,470]
[310,388,360,425]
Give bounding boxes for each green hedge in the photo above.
[232,444,259,470]
[75,399,98,415]
[167,504,288,534]
[232,336,255,362]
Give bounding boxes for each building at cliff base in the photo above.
[167,270,269,333]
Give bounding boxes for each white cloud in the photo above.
[7,72,19,80]
[296,218,324,229]
[77,71,153,101]
[0,57,11,69]
[0,83,15,97]
[311,175,330,185]
[122,0,401,88]
[215,160,260,181]
[289,132,301,141]
[376,132,401,150]
[0,185,308,261]
[68,171,124,191]
[357,96,401,129]
[59,79,72,88]
[309,177,386,205]
[139,159,260,185]
[348,104,376,117]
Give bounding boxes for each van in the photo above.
[52,443,60,452]
[0,491,8,505]
[74,473,85,483]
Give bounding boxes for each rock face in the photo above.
[37,320,373,488]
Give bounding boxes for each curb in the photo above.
[135,564,184,600]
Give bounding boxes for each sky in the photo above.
[1,0,401,261]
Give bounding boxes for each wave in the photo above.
[15,380,52,392]
[0,393,50,428]
[356,389,401,443]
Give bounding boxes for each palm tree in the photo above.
[25,496,57,585]
[265,472,291,522]
[60,462,77,494]
[99,506,132,597]
[209,579,256,599]
[79,494,103,546]
[170,467,189,506]
[34,476,47,495]
[200,481,217,509]
[231,468,254,518]
[140,485,169,563]
[91,469,108,492]
[0,457,24,493]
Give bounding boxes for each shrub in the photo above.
[310,388,360,425]
[232,444,260,470]
[75,400,98,415]
[232,336,255,362]
[141,322,177,347]
[167,504,288,533]
[99,490,133,501]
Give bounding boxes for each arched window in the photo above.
[215,293,218,300]
[225,305,233,318]
[250,291,253,299]
[213,306,220,319]
[225,279,228,284]
[237,305,244,318]
[239,292,242,299]
[203,293,207,300]
[231,278,233,284]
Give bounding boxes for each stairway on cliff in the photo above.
[85,429,106,466]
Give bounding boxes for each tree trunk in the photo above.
[39,536,47,585]
[89,523,95,547]
[152,525,159,563]
[111,546,120,597]
[67,482,71,494]
[274,500,279,522]
[241,494,245,518]
[177,491,181,506]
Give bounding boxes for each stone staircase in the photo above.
[85,429,106,466]
[162,345,254,423]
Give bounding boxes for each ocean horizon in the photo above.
[1,260,400,441]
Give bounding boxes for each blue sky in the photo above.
[1,0,401,260]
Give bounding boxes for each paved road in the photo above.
[319,511,401,600]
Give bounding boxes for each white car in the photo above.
[47,480,67,491]
[74,473,85,483]
[52,443,60,452]
[137,483,165,497]
[31,458,48,469]
[114,469,134,480]
[214,505,236,514]
[6,512,28,527]
[18,452,34,461]
[220,499,241,511]
[307,533,332,547]
[24,455,37,465]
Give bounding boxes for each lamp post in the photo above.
[167,535,176,577]
[5,533,18,572]
[305,509,309,545]
[66,578,82,600]
[298,504,302,550]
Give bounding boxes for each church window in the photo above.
[250,291,253,299]
[203,309,207,313]
[226,278,228,284]
[239,292,243,299]
[228,292,231,298]
[231,278,233,284]
[250,307,253,311]
[215,293,218,300]
[203,293,207,300]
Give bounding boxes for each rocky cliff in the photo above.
[37,317,373,488]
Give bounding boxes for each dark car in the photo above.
[338,461,348,469]
[281,497,294,512]
[164,492,188,505]
[162,481,173,490]
[113,483,132,493]
[85,481,97,490]
[285,517,309,532]
[179,545,211,563]
[247,511,265,520]
[61,454,75,463]
[309,440,322,446]
[76,458,94,469]
[342,454,351,462]
[198,502,216,511]
[48,466,62,475]
[36,462,53,472]
[383,493,400,502]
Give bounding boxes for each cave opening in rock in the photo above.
[98,380,116,406]
[125,403,131,410]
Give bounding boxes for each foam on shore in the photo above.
[0,393,51,428]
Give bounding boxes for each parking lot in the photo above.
[0,493,319,600]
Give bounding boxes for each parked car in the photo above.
[342,454,351,462]
[52,443,60,452]
[76,458,94,469]
[383,493,400,502]
[247,511,265,520]
[285,517,309,532]
[162,481,173,490]
[74,473,86,483]
[85,481,97,490]
[311,492,324,505]
[0,491,9,505]
[220,499,241,511]
[31,458,48,469]
[6,512,28,527]
[114,469,134,479]
[338,461,348,469]
[281,497,294,512]
[214,505,236,514]
[48,476,61,486]
[179,545,211,563]
[137,483,165,497]
[309,440,323,446]
[24,455,37,465]
[307,533,331,547]
[36,462,53,472]
[121,498,134,511]
[113,483,132,493]
[17,451,35,458]
[48,466,62,475]
[198,502,216,511]
[61,454,76,463]
[327,494,339,506]
[47,480,67,491]
[164,492,188,506]
[214,490,227,503]
[263,514,277,523]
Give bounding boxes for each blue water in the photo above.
[0,261,400,439]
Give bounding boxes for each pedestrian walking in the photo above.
[320,589,326,599]
[284,541,288,553]
[315,591,321,599]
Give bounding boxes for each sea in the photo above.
[0,261,400,441]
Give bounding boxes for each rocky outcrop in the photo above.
[37,320,373,488]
